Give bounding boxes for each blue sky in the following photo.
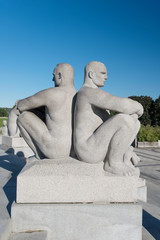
[0,0,160,107]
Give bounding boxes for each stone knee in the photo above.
[116,114,140,133]
[126,115,141,134]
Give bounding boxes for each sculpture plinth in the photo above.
[1,136,34,157]
[12,203,142,240]
[12,157,146,240]
[16,157,146,204]
[2,136,28,148]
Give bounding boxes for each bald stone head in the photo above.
[2,120,7,126]
[53,63,74,87]
[84,61,107,88]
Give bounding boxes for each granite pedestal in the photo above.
[12,203,142,240]
[11,157,146,240]
[16,157,146,203]
[0,136,34,158]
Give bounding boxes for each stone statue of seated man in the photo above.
[15,63,76,159]
[0,120,8,136]
[74,61,143,176]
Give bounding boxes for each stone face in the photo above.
[11,203,142,240]
[16,158,145,203]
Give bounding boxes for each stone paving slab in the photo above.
[136,148,160,240]
[142,227,155,240]
[9,231,47,240]
[0,218,11,240]
[0,150,26,240]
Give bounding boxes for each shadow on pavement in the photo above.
[0,151,26,216]
[143,210,160,239]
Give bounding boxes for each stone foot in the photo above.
[104,161,140,176]
[124,147,140,167]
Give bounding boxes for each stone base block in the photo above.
[9,231,47,240]
[138,141,160,148]
[2,136,28,148]
[11,203,142,240]
[0,136,34,158]
[17,158,146,203]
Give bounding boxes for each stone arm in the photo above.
[87,88,143,117]
[17,89,50,112]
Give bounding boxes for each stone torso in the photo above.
[74,86,109,143]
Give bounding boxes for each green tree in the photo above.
[154,96,160,126]
[0,108,8,117]
[129,96,153,125]
[138,125,160,142]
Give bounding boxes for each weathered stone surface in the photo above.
[0,188,12,240]
[2,136,28,148]
[16,157,145,203]
[0,136,34,157]
[11,203,142,240]
[9,231,47,240]
[0,120,8,136]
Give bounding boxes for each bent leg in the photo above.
[17,111,51,159]
[103,114,140,175]
[77,114,138,164]
[75,113,140,176]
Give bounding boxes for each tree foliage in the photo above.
[0,108,8,117]
[129,96,160,126]
[154,96,160,126]
[138,125,160,142]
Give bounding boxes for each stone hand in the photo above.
[14,100,21,115]
[136,106,144,118]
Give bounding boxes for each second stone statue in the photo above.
[15,63,76,159]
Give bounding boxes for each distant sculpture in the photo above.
[16,63,76,159]
[0,120,8,136]
[8,102,21,137]
[74,61,143,176]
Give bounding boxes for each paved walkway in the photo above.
[0,148,26,240]
[136,148,160,239]
[0,147,160,240]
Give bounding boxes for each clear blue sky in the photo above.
[0,0,160,107]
